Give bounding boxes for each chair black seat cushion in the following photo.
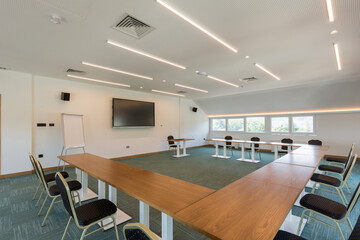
[45,171,69,183]
[75,199,117,226]
[170,144,177,148]
[310,173,341,187]
[326,157,346,164]
[273,230,306,240]
[278,150,289,154]
[349,216,360,240]
[245,148,259,151]
[49,180,81,196]
[318,164,344,174]
[300,194,347,220]
[124,229,152,240]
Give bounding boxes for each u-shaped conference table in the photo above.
[58,142,328,240]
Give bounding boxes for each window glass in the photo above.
[227,118,244,131]
[212,119,226,131]
[271,117,289,132]
[246,117,265,133]
[292,116,314,133]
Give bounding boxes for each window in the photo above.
[271,117,289,132]
[227,118,244,131]
[292,116,314,133]
[212,118,226,131]
[246,117,265,133]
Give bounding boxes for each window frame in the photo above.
[245,116,266,133]
[211,118,226,132]
[226,118,245,132]
[270,116,290,133]
[291,115,315,134]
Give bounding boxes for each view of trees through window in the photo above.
[246,117,265,133]
[212,119,226,131]
[271,117,289,132]
[227,118,244,131]
[292,116,314,133]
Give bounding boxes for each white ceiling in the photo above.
[0,0,359,100]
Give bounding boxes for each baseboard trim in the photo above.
[0,164,74,179]
[110,144,212,161]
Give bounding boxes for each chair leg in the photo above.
[346,181,351,193]
[112,215,120,240]
[61,217,73,240]
[42,197,56,226]
[258,151,261,160]
[36,188,45,207]
[336,188,346,205]
[80,227,88,240]
[311,183,317,194]
[335,221,345,240]
[347,217,353,231]
[33,182,42,200]
[38,195,49,216]
[297,210,307,235]
[340,188,348,205]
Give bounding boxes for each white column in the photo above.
[176,144,180,156]
[241,143,245,160]
[274,146,278,160]
[98,180,105,199]
[109,185,117,204]
[223,142,227,158]
[161,212,173,240]
[139,201,150,227]
[183,140,187,155]
[251,144,255,162]
[81,171,88,198]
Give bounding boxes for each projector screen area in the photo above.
[112,98,155,127]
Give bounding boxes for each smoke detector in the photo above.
[50,14,63,24]
[196,71,208,77]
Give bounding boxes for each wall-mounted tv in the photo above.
[112,98,155,127]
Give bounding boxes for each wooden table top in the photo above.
[208,138,305,147]
[275,146,328,168]
[175,178,301,240]
[168,138,195,142]
[58,153,215,216]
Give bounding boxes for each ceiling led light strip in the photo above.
[333,43,341,70]
[326,0,334,22]
[254,63,280,80]
[67,75,130,88]
[156,0,238,53]
[207,75,239,88]
[82,61,153,80]
[175,83,208,93]
[107,40,186,69]
[152,89,185,97]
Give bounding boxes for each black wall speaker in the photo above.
[192,107,198,112]
[61,92,70,101]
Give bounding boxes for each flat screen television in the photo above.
[112,98,155,127]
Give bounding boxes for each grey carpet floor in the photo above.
[0,146,359,239]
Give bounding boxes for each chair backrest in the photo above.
[33,157,49,191]
[343,144,356,169]
[167,135,174,145]
[225,136,232,146]
[250,137,260,148]
[123,223,158,240]
[348,215,360,240]
[308,139,322,146]
[281,138,293,150]
[346,181,360,213]
[55,172,75,218]
[342,154,357,182]
[29,153,40,179]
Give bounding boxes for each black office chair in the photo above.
[223,135,234,156]
[123,223,158,240]
[274,215,360,240]
[308,139,322,146]
[326,144,356,166]
[167,135,179,152]
[29,153,69,205]
[246,137,261,160]
[55,172,119,240]
[278,138,293,155]
[33,157,82,227]
[297,181,360,240]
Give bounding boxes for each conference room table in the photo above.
[58,153,215,240]
[168,138,194,158]
[174,145,329,240]
[209,138,304,163]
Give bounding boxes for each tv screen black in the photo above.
[112,98,155,127]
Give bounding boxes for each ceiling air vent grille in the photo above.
[177,91,187,94]
[66,68,85,74]
[113,14,154,39]
[240,76,257,83]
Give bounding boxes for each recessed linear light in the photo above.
[333,43,342,70]
[107,40,186,70]
[152,89,185,97]
[254,63,280,80]
[162,80,166,82]
[245,56,250,59]
[156,0,238,53]
[330,30,338,35]
[82,61,152,80]
[207,75,239,88]
[175,83,208,93]
[67,74,130,88]
[326,0,334,22]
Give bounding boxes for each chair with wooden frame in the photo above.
[29,153,69,206]
[123,223,159,240]
[33,157,82,227]
[310,154,357,205]
[297,181,360,240]
[55,172,119,240]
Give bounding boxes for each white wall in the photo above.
[199,79,360,156]
[0,71,32,174]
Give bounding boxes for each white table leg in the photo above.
[212,142,219,158]
[183,140,187,155]
[176,144,180,157]
[101,185,131,230]
[280,210,307,235]
[251,144,255,162]
[237,143,259,163]
[223,142,227,158]
[274,146,278,160]
[98,180,106,199]
[77,170,97,202]
[162,212,173,240]
[241,143,245,160]
[139,201,150,227]
[76,168,81,182]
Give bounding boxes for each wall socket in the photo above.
[126,146,130,149]
[38,154,43,158]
